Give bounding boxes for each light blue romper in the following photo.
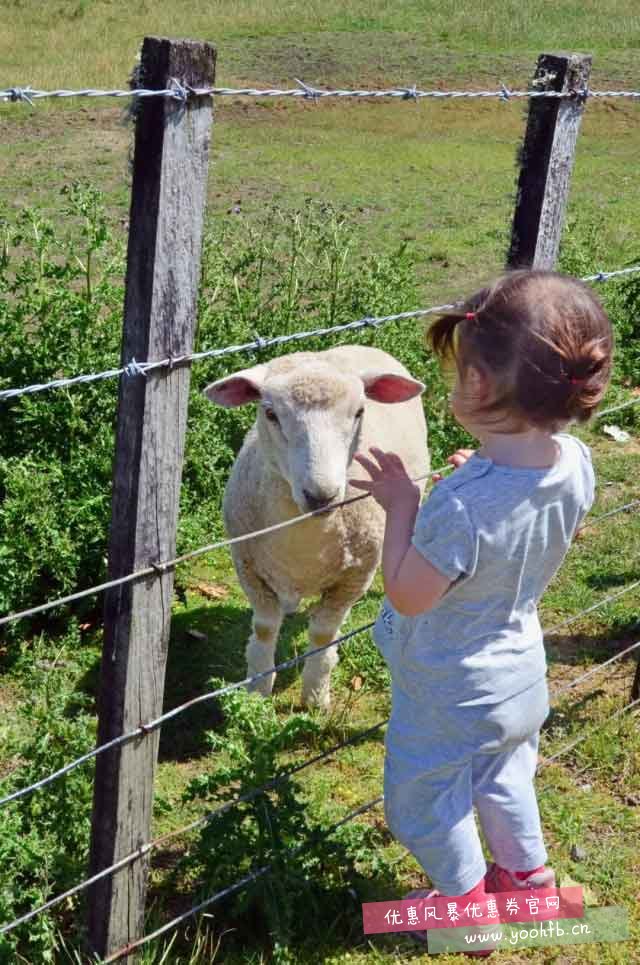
[373,433,595,895]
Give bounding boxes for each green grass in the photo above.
[1,0,640,90]
[133,428,640,964]
[0,2,639,962]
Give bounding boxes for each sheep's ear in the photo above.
[361,371,425,404]
[203,364,268,407]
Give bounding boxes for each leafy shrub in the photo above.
[0,187,457,643]
[181,684,394,960]
[0,624,96,963]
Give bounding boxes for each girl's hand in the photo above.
[350,447,420,512]
[432,448,475,484]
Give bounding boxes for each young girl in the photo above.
[350,269,613,943]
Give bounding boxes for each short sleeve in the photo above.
[411,488,476,582]
[557,432,596,516]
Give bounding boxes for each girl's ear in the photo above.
[464,364,492,402]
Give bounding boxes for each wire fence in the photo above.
[102,792,387,963]
[3,652,639,947]
[0,719,387,937]
[1,502,637,811]
[0,429,637,946]
[100,692,640,963]
[1,266,640,405]
[1,452,638,635]
[4,82,640,107]
[3,59,640,965]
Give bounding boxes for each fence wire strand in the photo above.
[3,627,639,942]
[551,639,640,698]
[0,476,636,633]
[0,720,387,938]
[102,793,385,963]
[2,65,639,959]
[4,84,640,106]
[6,626,640,938]
[101,691,640,962]
[1,267,640,404]
[0,468,440,629]
[0,495,637,810]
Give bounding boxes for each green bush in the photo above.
[0,187,456,644]
[0,624,96,963]
[181,684,394,960]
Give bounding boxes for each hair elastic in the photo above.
[465,312,476,320]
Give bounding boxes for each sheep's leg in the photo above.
[246,604,284,697]
[302,575,372,710]
[233,551,284,697]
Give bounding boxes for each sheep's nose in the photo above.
[303,488,339,512]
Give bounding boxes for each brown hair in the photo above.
[427,270,614,431]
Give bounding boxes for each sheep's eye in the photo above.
[355,407,365,420]
[264,407,279,425]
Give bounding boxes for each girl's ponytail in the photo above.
[425,271,613,431]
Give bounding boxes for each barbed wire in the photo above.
[102,793,385,963]
[4,624,638,943]
[0,304,458,402]
[2,265,640,404]
[0,719,387,938]
[1,65,638,960]
[5,626,640,938]
[1,524,637,812]
[3,82,640,107]
[1,465,637,635]
[543,574,640,637]
[0,620,373,809]
[2,589,638,939]
[585,499,640,524]
[597,395,640,419]
[0,466,442,629]
[541,694,640,767]
[100,691,640,962]
[551,638,640,698]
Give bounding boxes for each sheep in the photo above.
[203,345,429,709]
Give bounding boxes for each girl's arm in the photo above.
[350,448,451,616]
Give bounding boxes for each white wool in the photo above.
[204,345,430,709]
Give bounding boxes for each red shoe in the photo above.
[404,887,493,958]
[485,862,556,893]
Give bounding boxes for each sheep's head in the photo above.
[204,353,424,513]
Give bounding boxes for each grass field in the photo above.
[0,2,639,963]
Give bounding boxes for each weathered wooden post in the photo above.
[507,52,592,269]
[87,36,215,959]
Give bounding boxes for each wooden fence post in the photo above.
[507,52,592,269]
[86,36,215,959]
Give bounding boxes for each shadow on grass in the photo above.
[145,821,405,964]
[159,601,314,763]
[585,564,640,591]
[545,615,640,671]
[544,625,639,736]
